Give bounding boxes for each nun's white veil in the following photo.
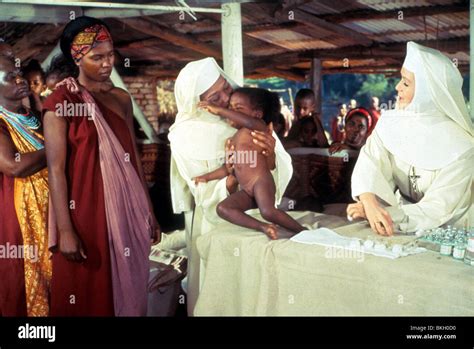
[168,57,237,160]
[375,41,474,170]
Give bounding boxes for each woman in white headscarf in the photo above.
[348,41,474,236]
[168,58,292,314]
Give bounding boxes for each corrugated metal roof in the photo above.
[344,18,418,35]
[357,0,453,11]
[0,0,469,78]
[0,22,38,45]
[301,0,367,15]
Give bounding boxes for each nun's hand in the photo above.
[360,193,394,236]
[197,101,221,115]
[346,202,366,220]
[251,123,276,170]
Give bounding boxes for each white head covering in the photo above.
[375,41,474,170]
[169,57,238,160]
[173,57,227,124]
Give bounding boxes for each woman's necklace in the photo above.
[0,105,41,129]
[0,105,43,150]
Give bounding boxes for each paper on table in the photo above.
[290,228,426,259]
[291,228,359,247]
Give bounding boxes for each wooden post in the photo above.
[110,69,158,143]
[221,3,244,86]
[40,43,61,71]
[310,58,322,115]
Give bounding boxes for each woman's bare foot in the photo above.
[260,224,278,240]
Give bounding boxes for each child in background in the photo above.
[273,112,287,140]
[44,54,79,96]
[285,88,329,148]
[331,103,347,143]
[22,59,46,113]
[195,87,305,239]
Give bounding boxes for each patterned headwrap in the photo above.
[345,107,373,132]
[70,24,112,63]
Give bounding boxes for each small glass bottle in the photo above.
[463,232,474,266]
[440,239,453,256]
[453,241,466,260]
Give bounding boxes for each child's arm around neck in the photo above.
[198,101,267,132]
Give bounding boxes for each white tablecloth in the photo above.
[194,211,474,316]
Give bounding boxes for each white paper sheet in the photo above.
[290,228,426,259]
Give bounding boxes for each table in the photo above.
[194,211,474,316]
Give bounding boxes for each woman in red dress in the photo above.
[43,16,160,317]
[0,49,50,317]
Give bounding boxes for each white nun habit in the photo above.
[168,58,293,314]
[351,41,474,233]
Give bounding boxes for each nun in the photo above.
[168,58,292,314]
[348,41,473,236]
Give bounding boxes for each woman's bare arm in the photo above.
[44,110,86,262]
[0,124,46,178]
[43,111,74,233]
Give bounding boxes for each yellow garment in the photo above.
[0,115,51,317]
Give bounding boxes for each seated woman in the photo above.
[195,87,305,239]
[347,41,473,236]
[329,107,373,154]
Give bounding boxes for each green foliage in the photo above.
[355,74,399,106]
[244,77,307,107]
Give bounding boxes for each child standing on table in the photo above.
[194,87,305,239]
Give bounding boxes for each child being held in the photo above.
[194,87,305,239]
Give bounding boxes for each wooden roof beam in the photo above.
[244,52,302,73]
[367,25,469,41]
[255,67,306,81]
[120,16,305,81]
[308,37,469,60]
[12,24,64,61]
[195,22,303,42]
[119,17,223,59]
[319,3,468,23]
[287,9,373,46]
[273,0,313,18]
[323,65,401,74]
